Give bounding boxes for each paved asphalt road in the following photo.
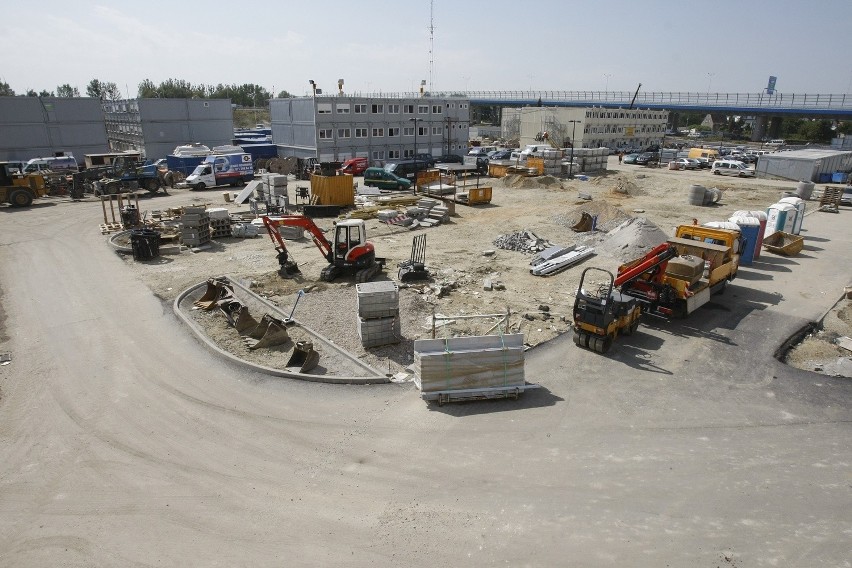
[0,195,850,567]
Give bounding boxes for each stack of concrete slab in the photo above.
[412,334,526,393]
[262,173,289,209]
[207,208,232,239]
[356,281,400,348]
[563,147,609,173]
[181,206,211,247]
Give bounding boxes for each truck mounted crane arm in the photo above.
[614,242,678,287]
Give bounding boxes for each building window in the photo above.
[404,104,414,114]
[432,105,443,114]
[354,104,367,114]
[388,150,400,159]
[403,149,414,158]
[371,104,384,114]
[318,129,333,139]
[317,103,332,114]
[372,150,385,160]
[337,128,350,139]
[388,104,399,114]
[418,126,428,136]
[418,105,428,114]
[432,126,441,135]
[403,127,414,136]
[355,128,368,138]
[388,127,399,137]
[372,127,385,137]
[336,104,350,114]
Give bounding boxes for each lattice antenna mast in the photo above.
[428,0,435,93]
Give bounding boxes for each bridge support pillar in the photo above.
[769,116,783,139]
[751,116,768,141]
[668,112,680,131]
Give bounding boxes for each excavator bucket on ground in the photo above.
[234,305,260,334]
[244,315,290,350]
[571,212,594,233]
[285,340,320,373]
[194,278,233,310]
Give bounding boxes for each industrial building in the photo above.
[0,96,109,162]
[102,98,234,160]
[270,94,471,163]
[755,148,852,182]
[502,106,669,150]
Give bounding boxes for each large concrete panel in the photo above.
[139,99,189,121]
[0,97,48,123]
[186,99,231,121]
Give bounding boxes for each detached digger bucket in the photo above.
[244,315,291,350]
[234,305,261,334]
[285,340,320,373]
[194,278,233,310]
[571,212,594,233]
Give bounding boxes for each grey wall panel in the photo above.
[139,99,189,121]
[49,98,105,122]
[186,99,232,121]
[270,99,291,122]
[293,123,316,147]
[0,97,46,123]
[0,125,50,150]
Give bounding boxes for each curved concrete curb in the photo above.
[773,293,844,362]
[173,277,390,384]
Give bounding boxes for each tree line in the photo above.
[0,78,293,107]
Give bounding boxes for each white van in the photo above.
[711,160,755,177]
[23,155,79,174]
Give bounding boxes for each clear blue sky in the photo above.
[3,0,851,97]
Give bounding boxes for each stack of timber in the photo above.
[412,334,525,393]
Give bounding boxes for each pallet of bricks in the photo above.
[356,281,400,348]
[562,147,608,174]
[181,206,211,247]
[207,208,232,238]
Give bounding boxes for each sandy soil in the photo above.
[115,157,852,378]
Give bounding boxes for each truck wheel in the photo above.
[144,178,159,193]
[194,183,205,191]
[9,189,33,207]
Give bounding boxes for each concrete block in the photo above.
[358,315,401,347]
[356,281,399,318]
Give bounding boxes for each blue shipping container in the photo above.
[818,173,832,183]
[238,143,279,161]
[166,154,206,176]
[831,172,847,184]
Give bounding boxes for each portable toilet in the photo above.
[778,196,805,235]
[729,216,760,266]
[746,211,767,259]
[765,203,796,238]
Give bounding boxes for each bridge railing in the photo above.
[464,91,852,109]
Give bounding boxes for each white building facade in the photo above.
[504,106,669,151]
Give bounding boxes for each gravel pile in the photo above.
[597,217,669,262]
[493,230,553,253]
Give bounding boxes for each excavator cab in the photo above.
[333,221,366,261]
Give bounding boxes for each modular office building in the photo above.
[102,98,234,160]
[270,94,471,164]
[755,148,852,182]
[0,96,109,162]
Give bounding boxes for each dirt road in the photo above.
[0,172,850,566]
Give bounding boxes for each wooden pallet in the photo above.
[819,186,842,212]
[99,223,124,234]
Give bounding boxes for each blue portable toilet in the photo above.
[778,196,805,235]
[729,216,760,266]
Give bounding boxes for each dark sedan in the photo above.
[623,153,640,164]
[635,152,659,165]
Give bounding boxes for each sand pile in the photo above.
[552,201,631,232]
[597,217,670,262]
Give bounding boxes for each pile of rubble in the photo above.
[493,230,553,254]
[376,198,451,229]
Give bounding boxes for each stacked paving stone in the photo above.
[562,147,609,174]
[181,206,211,247]
[207,208,232,238]
[356,281,400,348]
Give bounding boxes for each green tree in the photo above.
[0,80,14,96]
[276,89,295,98]
[39,89,54,97]
[138,78,157,97]
[56,84,80,97]
[25,89,38,97]
[87,79,121,100]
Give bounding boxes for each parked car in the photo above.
[413,154,436,168]
[488,150,513,161]
[635,152,659,165]
[622,153,639,164]
[363,167,412,190]
[840,186,852,206]
[467,146,496,157]
[672,158,698,170]
[711,160,755,177]
[434,154,463,165]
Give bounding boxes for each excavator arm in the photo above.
[262,215,334,263]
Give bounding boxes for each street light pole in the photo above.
[567,119,581,179]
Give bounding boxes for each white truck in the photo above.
[185,152,254,190]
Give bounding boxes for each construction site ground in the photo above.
[111,159,852,378]
[1,156,851,566]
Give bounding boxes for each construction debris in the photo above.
[493,230,553,253]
